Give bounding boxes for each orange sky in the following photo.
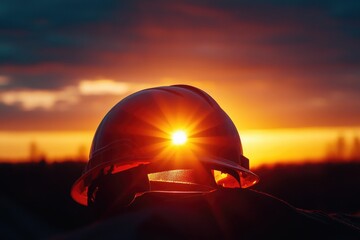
[1,126,359,167]
[1,1,359,165]
[0,77,359,165]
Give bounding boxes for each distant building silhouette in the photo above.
[29,141,47,162]
[325,134,360,162]
[29,141,40,162]
[350,136,360,160]
[335,135,346,160]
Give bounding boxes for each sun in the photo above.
[172,130,187,145]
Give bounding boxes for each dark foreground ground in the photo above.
[0,160,359,239]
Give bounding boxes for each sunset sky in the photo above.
[1,0,359,166]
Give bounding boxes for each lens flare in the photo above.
[172,130,187,145]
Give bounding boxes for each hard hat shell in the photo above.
[71,85,259,206]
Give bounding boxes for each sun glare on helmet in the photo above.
[172,130,187,145]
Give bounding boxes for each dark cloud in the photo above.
[0,73,71,90]
[1,0,358,70]
[0,0,133,64]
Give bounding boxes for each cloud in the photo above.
[79,79,151,96]
[0,87,78,110]
[0,79,152,111]
[79,80,130,95]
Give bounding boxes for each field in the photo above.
[1,160,359,238]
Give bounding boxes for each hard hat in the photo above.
[71,85,259,206]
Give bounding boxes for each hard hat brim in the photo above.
[71,156,259,206]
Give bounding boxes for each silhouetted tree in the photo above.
[335,135,346,160]
[325,135,348,161]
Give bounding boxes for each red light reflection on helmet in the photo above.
[71,85,259,206]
